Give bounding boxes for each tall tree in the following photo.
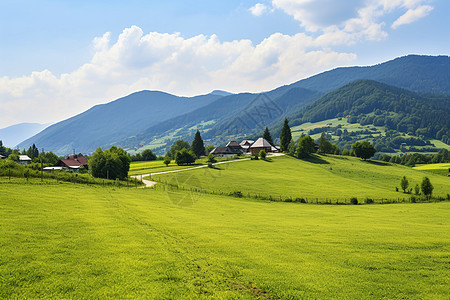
[421,177,434,200]
[141,149,156,161]
[279,118,292,152]
[89,146,131,180]
[295,135,315,159]
[400,176,409,193]
[318,132,334,154]
[352,141,376,160]
[263,127,274,146]
[191,130,205,158]
[175,148,196,166]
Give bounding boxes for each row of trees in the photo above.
[400,176,434,199]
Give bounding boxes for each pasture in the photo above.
[152,155,450,202]
[0,183,449,298]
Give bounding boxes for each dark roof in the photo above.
[226,141,242,148]
[240,140,254,147]
[57,153,88,168]
[211,146,243,155]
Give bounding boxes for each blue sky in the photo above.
[0,0,448,128]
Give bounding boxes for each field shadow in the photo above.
[363,160,391,166]
[304,155,330,165]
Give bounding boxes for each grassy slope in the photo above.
[152,155,450,201]
[0,183,449,299]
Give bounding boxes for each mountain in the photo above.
[19,91,223,155]
[292,80,450,141]
[0,123,50,148]
[209,90,234,96]
[19,55,450,155]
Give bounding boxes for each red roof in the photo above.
[58,154,88,168]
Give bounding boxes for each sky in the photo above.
[0,0,449,128]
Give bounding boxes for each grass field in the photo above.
[1,183,449,298]
[129,156,246,176]
[152,155,450,201]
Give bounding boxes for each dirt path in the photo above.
[132,153,283,187]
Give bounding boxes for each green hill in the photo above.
[152,155,450,201]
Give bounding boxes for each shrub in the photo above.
[259,150,267,160]
[295,197,306,203]
[410,196,416,203]
[229,191,243,198]
[350,197,358,205]
[206,153,217,164]
[364,198,374,204]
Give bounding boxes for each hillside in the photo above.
[18,91,222,155]
[0,123,50,148]
[18,55,450,155]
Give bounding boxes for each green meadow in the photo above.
[152,155,450,202]
[1,183,449,299]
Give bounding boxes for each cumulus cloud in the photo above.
[249,3,269,16]
[0,26,358,128]
[392,5,433,28]
[272,0,433,41]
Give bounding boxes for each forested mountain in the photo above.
[18,55,450,155]
[18,91,222,155]
[292,80,450,143]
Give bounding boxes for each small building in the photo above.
[43,166,64,173]
[19,155,32,165]
[249,138,272,155]
[210,141,245,157]
[56,153,89,172]
[0,154,5,159]
[239,140,254,152]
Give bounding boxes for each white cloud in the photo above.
[392,5,433,28]
[0,25,357,128]
[249,3,269,16]
[272,0,433,42]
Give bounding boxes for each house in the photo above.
[210,141,245,157]
[0,154,5,159]
[249,138,273,154]
[19,155,32,165]
[56,153,89,172]
[239,140,254,152]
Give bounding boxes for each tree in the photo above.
[89,146,131,180]
[38,151,59,165]
[191,130,205,158]
[175,148,196,166]
[263,127,274,146]
[163,155,171,167]
[400,176,409,193]
[318,132,334,154]
[279,118,292,152]
[0,140,5,156]
[287,140,296,156]
[421,177,433,200]
[26,144,39,159]
[295,135,315,159]
[167,140,190,158]
[142,149,156,161]
[205,145,215,154]
[352,141,376,160]
[206,153,217,164]
[414,184,420,195]
[259,150,267,160]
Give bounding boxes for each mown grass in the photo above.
[0,183,449,298]
[152,155,450,201]
[129,156,246,176]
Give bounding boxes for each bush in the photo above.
[350,197,358,205]
[175,148,196,165]
[229,191,243,198]
[206,153,217,164]
[295,197,306,203]
[364,198,374,204]
[259,150,267,160]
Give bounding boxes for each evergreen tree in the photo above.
[263,127,274,146]
[295,135,315,159]
[421,177,434,200]
[191,130,205,158]
[0,140,5,156]
[279,118,292,152]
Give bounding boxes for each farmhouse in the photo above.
[210,141,245,157]
[249,138,273,154]
[19,155,32,165]
[239,140,254,152]
[56,153,89,172]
